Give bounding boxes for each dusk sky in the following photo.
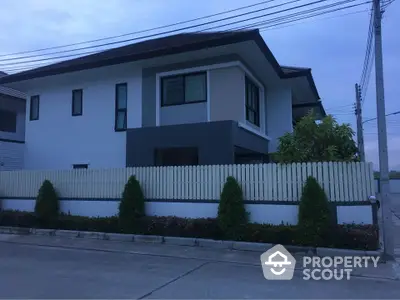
[0,0,398,170]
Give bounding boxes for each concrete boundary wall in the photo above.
[0,198,376,225]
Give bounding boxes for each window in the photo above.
[245,77,260,127]
[161,72,206,106]
[155,147,198,166]
[73,164,88,169]
[72,89,83,116]
[115,83,127,131]
[0,109,17,132]
[30,95,40,121]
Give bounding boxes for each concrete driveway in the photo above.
[0,235,400,299]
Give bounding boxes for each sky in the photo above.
[0,0,398,170]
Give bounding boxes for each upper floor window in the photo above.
[115,83,127,131]
[245,77,260,127]
[30,95,40,121]
[161,72,206,106]
[72,89,83,116]
[0,109,17,132]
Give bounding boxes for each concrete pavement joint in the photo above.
[137,261,210,299]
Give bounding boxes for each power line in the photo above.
[0,0,277,58]
[259,8,368,31]
[0,0,304,64]
[227,0,362,30]
[363,110,400,124]
[359,4,374,101]
[255,0,371,30]
[2,0,371,73]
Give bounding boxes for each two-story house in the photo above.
[0,71,26,171]
[0,30,325,170]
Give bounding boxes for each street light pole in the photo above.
[373,0,394,260]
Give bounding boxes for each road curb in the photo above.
[316,247,382,257]
[0,226,380,255]
[164,236,197,247]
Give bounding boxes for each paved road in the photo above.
[0,241,399,299]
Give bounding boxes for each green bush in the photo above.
[0,210,379,250]
[298,176,333,245]
[118,175,145,232]
[34,180,60,227]
[217,176,249,240]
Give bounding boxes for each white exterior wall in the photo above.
[23,64,142,170]
[266,85,293,153]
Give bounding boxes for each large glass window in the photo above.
[115,83,127,131]
[0,109,17,132]
[161,72,206,106]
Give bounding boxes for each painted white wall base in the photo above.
[1,199,374,225]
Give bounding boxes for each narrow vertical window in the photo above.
[245,77,260,127]
[72,89,83,116]
[30,95,40,121]
[115,83,127,131]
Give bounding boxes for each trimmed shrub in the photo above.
[34,180,59,227]
[298,176,333,245]
[217,176,249,240]
[118,175,145,232]
[0,210,379,250]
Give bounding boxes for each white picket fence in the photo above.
[0,162,375,202]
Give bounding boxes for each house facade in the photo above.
[0,74,26,170]
[0,30,325,170]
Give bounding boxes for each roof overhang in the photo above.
[292,101,326,121]
[0,30,321,104]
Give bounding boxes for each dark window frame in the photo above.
[115,83,127,132]
[30,95,40,121]
[0,109,17,133]
[72,89,83,116]
[245,77,260,127]
[161,72,207,107]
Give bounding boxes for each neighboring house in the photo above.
[0,71,26,171]
[0,30,325,170]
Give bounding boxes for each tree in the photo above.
[35,180,60,227]
[274,112,358,163]
[118,176,145,232]
[217,176,249,240]
[298,176,333,245]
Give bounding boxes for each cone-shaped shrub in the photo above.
[118,175,145,233]
[218,176,249,240]
[34,180,59,227]
[298,176,333,245]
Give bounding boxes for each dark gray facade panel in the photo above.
[126,121,269,167]
[233,126,269,154]
[126,121,236,167]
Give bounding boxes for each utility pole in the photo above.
[373,0,394,260]
[355,84,365,161]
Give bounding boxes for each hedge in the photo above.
[0,210,379,250]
